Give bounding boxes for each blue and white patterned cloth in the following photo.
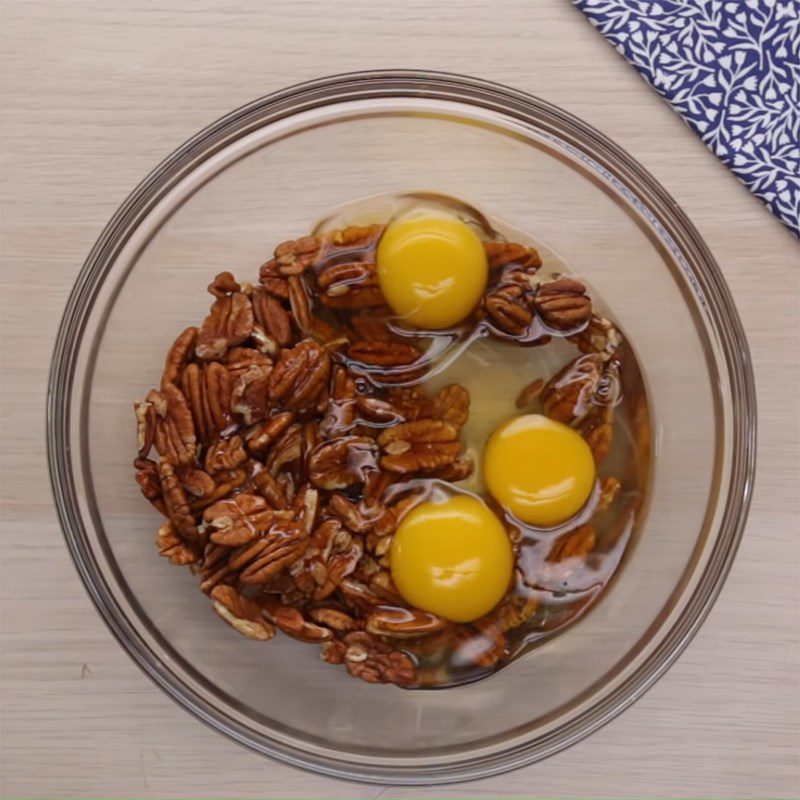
[574,0,800,235]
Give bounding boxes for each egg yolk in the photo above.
[390,495,513,623]
[484,414,596,528]
[376,216,488,330]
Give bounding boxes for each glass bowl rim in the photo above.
[47,69,757,784]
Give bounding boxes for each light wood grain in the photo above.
[1,1,798,797]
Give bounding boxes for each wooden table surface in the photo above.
[2,1,798,797]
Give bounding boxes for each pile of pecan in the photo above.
[134,223,623,687]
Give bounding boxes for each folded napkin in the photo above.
[574,0,800,235]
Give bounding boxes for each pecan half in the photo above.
[320,639,347,664]
[311,317,344,349]
[211,585,275,641]
[317,261,378,297]
[328,488,417,541]
[426,457,474,483]
[134,457,165,513]
[449,625,507,669]
[365,607,447,639]
[320,365,357,436]
[158,460,198,543]
[260,234,321,278]
[225,346,272,377]
[204,493,275,547]
[265,422,303,476]
[288,275,313,336]
[431,383,470,429]
[292,519,363,600]
[323,223,383,250]
[447,592,537,669]
[307,436,379,490]
[547,524,596,562]
[152,384,197,468]
[349,314,398,343]
[230,362,272,425]
[338,631,416,686]
[250,466,289,509]
[308,607,358,632]
[337,577,385,610]
[314,225,383,274]
[161,326,198,389]
[367,570,406,604]
[229,519,308,586]
[180,467,216,498]
[373,493,420,537]
[484,241,542,273]
[251,286,292,346]
[347,341,421,367]
[328,494,374,533]
[259,273,290,301]
[181,362,233,445]
[303,419,321,458]
[386,385,434,421]
[535,277,592,332]
[598,476,621,512]
[156,520,200,565]
[318,260,384,310]
[245,411,295,455]
[362,530,388,558]
[491,590,540,632]
[188,468,248,514]
[541,354,606,425]
[355,396,404,427]
[570,313,621,359]
[295,485,320,535]
[199,543,236,595]
[268,340,330,411]
[196,285,254,360]
[261,598,332,643]
[578,405,614,463]
[204,435,247,474]
[250,325,281,357]
[207,271,241,297]
[483,283,534,337]
[134,398,157,457]
[378,419,461,473]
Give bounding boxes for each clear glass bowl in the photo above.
[48,71,756,784]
